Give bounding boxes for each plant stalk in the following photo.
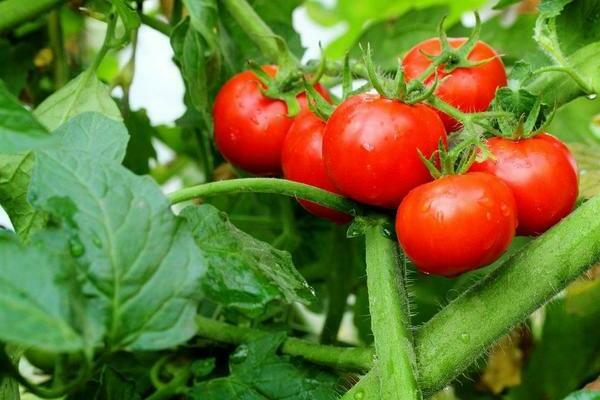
[195,316,373,371]
[0,0,66,33]
[47,10,68,89]
[167,178,361,216]
[365,222,420,399]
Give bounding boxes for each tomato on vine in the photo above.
[396,172,517,277]
[322,93,447,209]
[282,110,351,224]
[469,133,578,236]
[213,65,329,176]
[403,38,507,132]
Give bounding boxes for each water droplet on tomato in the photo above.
[361,142,374,152]
[500,203,512,217]
[485,211,492,221]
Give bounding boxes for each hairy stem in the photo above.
[365,222,420,399]
[0,0,66,33]
[48,10,68,89]
[195,316,373,371]
[168,178,361,215]
[347,193,600,396]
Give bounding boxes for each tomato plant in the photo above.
[0,0,599,400]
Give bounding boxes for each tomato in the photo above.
[403,38,507,132]
[282,111,352,224]
[322,93,446,209]
[213,66,329,176]
[469,133,578,236]
[396,172,517,277]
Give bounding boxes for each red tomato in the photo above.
[403,38,507,132]
[469,133,578,236]
[396,172,517,276]
[322,93,446,209]
[213,66,329,176]
[282,111,352,224]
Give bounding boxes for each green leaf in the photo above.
[0,80,49,152]
[190,333,339,400]
[29,133,206,351]
[0,231,89,352]
[562,390,600,400]
[492,0,521,9]
[95,367,142,400]
[110,0,141,32]
[555,0,600,56]
[34,69,122,131]
[506,279,600,399]
[0,39,35,96]
[0,346,20,400]
[0,113,128,241]
[122,109,157,174]
[181,204,315,318]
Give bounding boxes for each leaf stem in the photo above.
[221,0,295,63]
[195,315,374,371]
[167,178,362,216]
[364,221,420,399]
[532,65,595,95]
[140,13,172,36]
[0,0,66,33]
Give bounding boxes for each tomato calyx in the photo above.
[247,60,305,117]
[419,135,488,179]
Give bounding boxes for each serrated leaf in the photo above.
[0,231,88,352]
[190,333,339,400]
[539,0,574,19]
[34,69,122,131]
[0,80,50,152]
[29,144,205,351]
[181,205,315,318]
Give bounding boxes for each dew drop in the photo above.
[460,333,470,343]
[485,211,492,221]
[92,234,102,248]
[500,203,512,217]
[354,390,365,400]
[361,142,374,152]
[69,238,85,258]
[587,93,598,100]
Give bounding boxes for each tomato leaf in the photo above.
[181,204,315,318]
[0,230,95,353]
[34,69,122,131]
[28,120,206,351]
[0,80,50,152]
[122,109,157,175]
[189,333,339,400]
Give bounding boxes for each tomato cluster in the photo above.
[213,38,578,277]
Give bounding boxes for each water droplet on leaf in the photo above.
[460,333,470,343]
[587,93,598,100]
[69,238,85,258]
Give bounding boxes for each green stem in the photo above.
[340,367,380,400]
[348,193,600,396]
[532,65,595,96]
[0,0,66,33]
[195,316,373,371]
[221,0,295,63]
[427,95,469,123]
[145,364,191,400]
[91,12,118,73]
[168,178,361,216]
[47,10,68,89]
[140,13,172,36]
[170,0,183,25]
[365,222,420,399]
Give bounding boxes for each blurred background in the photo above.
[2,0,600,398]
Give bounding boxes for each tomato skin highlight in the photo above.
[213,66,329,176]
[396,172,517,277]
[469,133,578,236]
[282,111,352,224]
[322,94,447,209]
[403,38,507,132]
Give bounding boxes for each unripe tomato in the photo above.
[213,66,329,176]
[396,172,517,277]
[322,94,446,209]
[403,38,507,132]
[469,133,578,235]
[282,111,351,224]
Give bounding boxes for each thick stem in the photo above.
[365,223,420,399]
[221,0,294,63]
[140,13,172,36]
[195,316,373,371]
[168,178,361,216]
[340,367,380,400]
[0,0,66,33]
[347,193,600,396]
[48,10,68,89]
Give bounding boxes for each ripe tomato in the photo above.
[469,133,578,236]
[396,172,517,277]
[282,111,351,224]
[213,65,329,176]
[322,93,446,209]
[403,38,507,132]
